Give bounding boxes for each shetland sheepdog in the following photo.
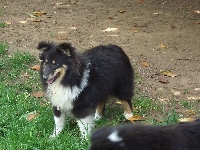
[37,41,134,138]
[90,120,200,150]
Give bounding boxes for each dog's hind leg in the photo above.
[121,100,133,119]
[50,106,66,138]
[94,101,105,120]
[77,114,95,139]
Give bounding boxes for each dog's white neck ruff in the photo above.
[46,61,91,112]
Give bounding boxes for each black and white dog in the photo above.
[37,41,134,138]
[90,120,200,150]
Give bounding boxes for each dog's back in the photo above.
[90,120,200,150]
[82,44,134,102]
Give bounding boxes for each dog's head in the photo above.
[37,41,80,84]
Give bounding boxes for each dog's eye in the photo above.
[52,62,59,66]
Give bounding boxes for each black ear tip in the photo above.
[58,43,73,50]
[37,41,53,50]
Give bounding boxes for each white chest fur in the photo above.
[46,83,74,113]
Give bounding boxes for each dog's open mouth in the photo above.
[46,72,60,84]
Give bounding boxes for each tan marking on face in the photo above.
[48,66,67,82]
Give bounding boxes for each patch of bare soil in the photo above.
[1,0,200,119]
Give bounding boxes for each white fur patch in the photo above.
[124,112,133,120]
[46,62,91,112]
[108,130,122,142]
[50,113,66,137]
[94,110,102,120]
[77,115,95,138]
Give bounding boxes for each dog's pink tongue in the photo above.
[46,79,53,84]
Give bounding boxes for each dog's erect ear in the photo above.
[37,41,54,60]
[58,43,81,73]
[57,43,76,57]
[37,41,53,51]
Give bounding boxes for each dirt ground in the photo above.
[1,0,200,118]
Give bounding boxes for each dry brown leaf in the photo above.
[161,70,178,77]
[194,21,200,24]
[137,0,144,3]
[170,25,176,29]
[19,21,27,24]
[5,21,11,25]
[132,29,139,33]
[31,65,40,71]
[26,111,39,121]
[178,117,195,123]
[128,115,144,123]
[185,110,195,116]
[194,10,200,14]
[158,76,169,84]
[119,10,125,13]
[102,27,118,32]
[33,12,47,17]
[32,91,44,98]
[160,43,168,48]
[141,60,150,67]
[32,19,43,22]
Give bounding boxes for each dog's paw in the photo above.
[49,134,56,138]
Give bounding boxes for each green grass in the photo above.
[0,22,6,28]
[0,42,182,149]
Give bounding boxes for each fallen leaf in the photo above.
[5,21,11,25]
[20,111,39,121]
[31,65,40,71]
[55,2,63,5]
[161,70,178,77]
[28,13,36,18]
[141,60,149,67]
[194,88,200,91]
[108,16,114,20]
[178,117,195,123]
[194,10,200,14]
[32,19,43,22]
[158,76,169,84]
[26,111,39,121]
[32,91,44,98]
[194,21,200,24]
[132,29,139,33]
[185,110,195,116]
[160,43,168,48]
[119,10,125,13]
[137,0,144,3]
[33,12,47,17]
[102,27,118,32]
[128,115,144,123]
[170,25,176,29]
[187,96,200,100]
[19,21,27,24]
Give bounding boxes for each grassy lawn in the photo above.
[0,42,180,149]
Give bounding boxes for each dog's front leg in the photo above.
[77,115,95,139]
[50,106,66,138]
